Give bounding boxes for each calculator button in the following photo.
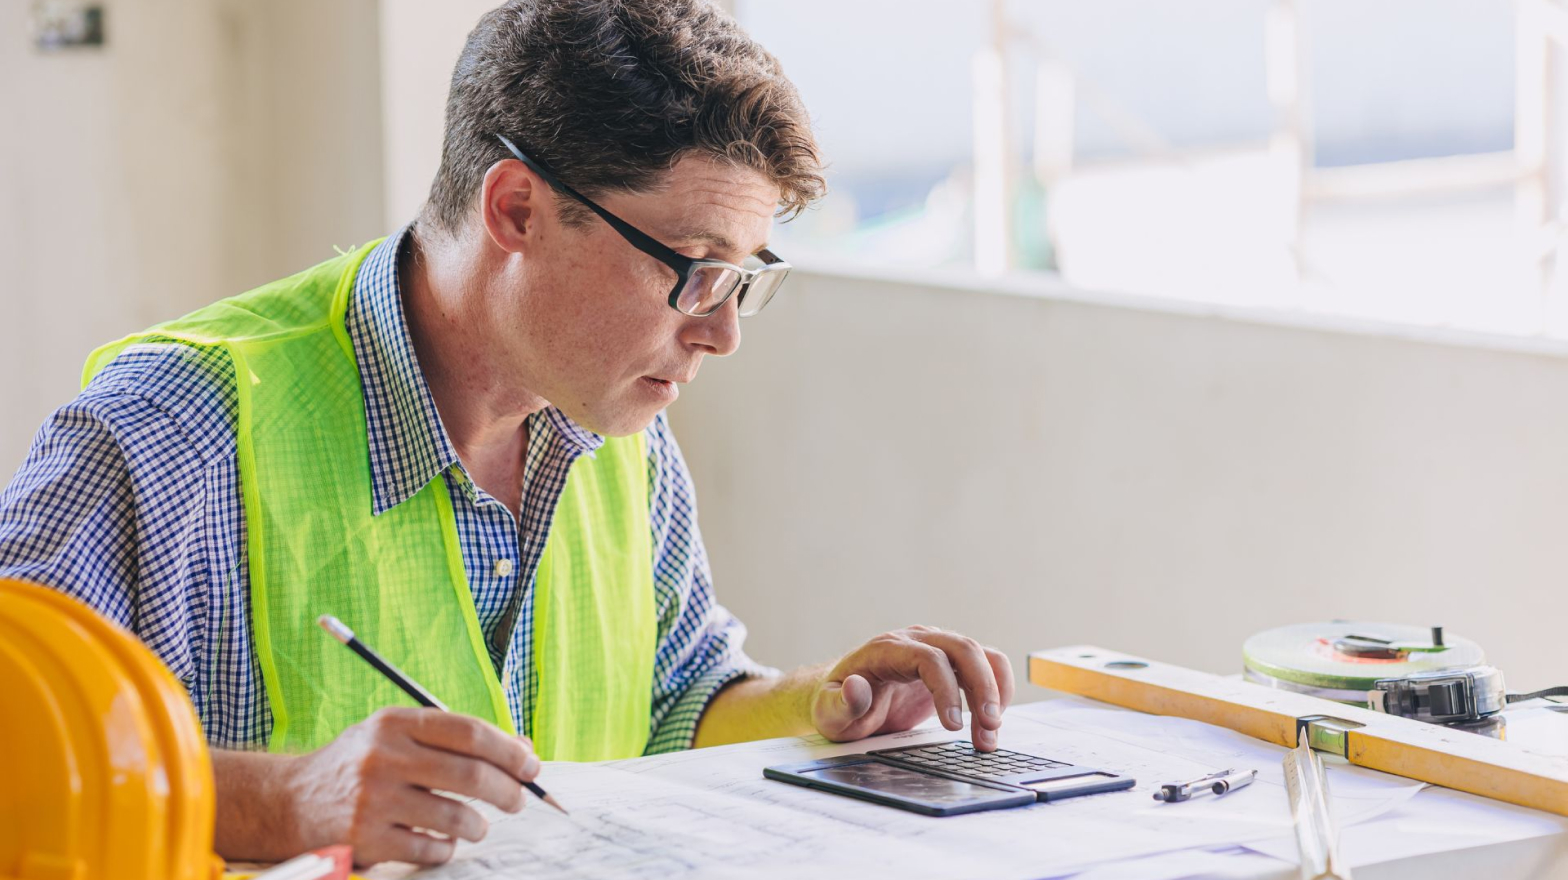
[883,743,1077,782]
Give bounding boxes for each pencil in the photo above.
[317,614,567,814]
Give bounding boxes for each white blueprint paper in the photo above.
[380,699,1423,880]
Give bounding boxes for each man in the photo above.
[0,0,1012,867]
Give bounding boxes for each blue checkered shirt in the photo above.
[0,229,768,753]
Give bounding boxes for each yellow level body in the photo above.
[1029,646,1568,817]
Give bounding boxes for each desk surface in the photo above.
[350,696,1568,880]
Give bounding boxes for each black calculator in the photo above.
[764,740,1135,816]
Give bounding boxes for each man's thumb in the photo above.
[813,674,873,738]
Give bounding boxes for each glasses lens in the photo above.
[736,266,789,317]
[677,265,743,316]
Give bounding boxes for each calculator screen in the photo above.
[802,760,1005,804]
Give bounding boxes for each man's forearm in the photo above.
[211,749,304,861]
[693,662,830,749]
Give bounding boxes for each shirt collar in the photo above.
[347,227,604,515]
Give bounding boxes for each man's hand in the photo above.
[214,707,539,867]
[811,625,1015,750]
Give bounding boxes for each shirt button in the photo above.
[493,558,514,577]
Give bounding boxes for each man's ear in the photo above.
[479,158,548,255]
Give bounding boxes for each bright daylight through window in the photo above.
[740,0,1568,338]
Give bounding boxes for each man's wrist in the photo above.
[693,662,830,748]
[212,748,308,861]
[267,750,311,854]
[795,661,832,729]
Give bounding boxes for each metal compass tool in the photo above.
[1283,727,1350,880]
[1152,768,1257,803]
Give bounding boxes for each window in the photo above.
[740,1,1568,338]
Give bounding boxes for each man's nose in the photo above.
[681,294,742,357]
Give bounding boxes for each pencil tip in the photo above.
[543,795,568,815]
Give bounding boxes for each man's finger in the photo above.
[403,747,527,814]
[812,674,873,738]
[374,826,457,867]
[388,785,490,843]
[841,673,873,717]
[403,711,536,783]
[984,647,1016,709]
[904,644,964,731]
[913,631,1001,747]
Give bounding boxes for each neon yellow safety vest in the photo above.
[82,242,656,760]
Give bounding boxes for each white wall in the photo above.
[0,0,385,475]
[378,0,499,229]
[668,268,1568,695]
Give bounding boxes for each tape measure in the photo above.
[1243,622,1566,731]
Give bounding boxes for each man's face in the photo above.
[493,154,779,437]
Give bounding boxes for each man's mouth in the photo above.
[646,368,698,385]
[641,376,681,400]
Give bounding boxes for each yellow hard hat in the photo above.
[0,577,224,880]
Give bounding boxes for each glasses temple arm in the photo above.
[495,134,693,275]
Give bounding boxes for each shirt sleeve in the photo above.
[641,412,777,754]
[0,344,234,726]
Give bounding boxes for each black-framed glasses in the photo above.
[496,134,790,317]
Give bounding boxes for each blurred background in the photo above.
[3,0,1567,690]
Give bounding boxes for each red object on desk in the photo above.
[314,846,353,880]
[249,845,352,880]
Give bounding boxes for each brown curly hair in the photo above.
[419,0,825,236]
